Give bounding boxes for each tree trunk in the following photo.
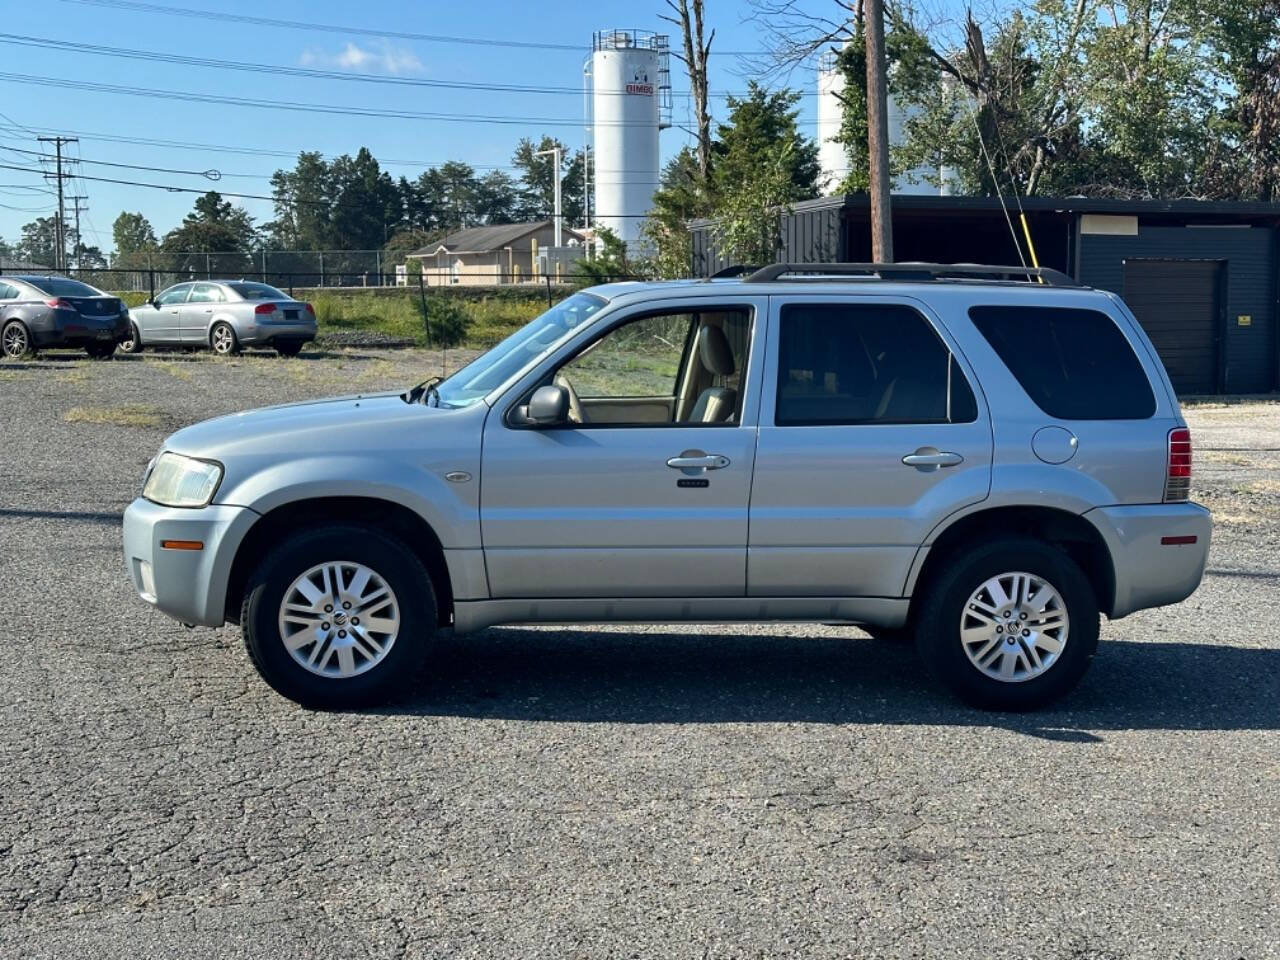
[666,0,714,182]
[864,0,894,262]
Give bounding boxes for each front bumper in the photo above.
[1085,502,1212,619]
[122,498,259,626]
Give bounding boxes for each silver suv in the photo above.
[122,264,1211,710]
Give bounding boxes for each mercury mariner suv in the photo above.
[122,263,1211,710]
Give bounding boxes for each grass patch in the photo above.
[150,360,194,381]
[307,290,543,349]
[64,404,165,428]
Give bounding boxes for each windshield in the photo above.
[228,282,289,301]
[25,277,106,297]
[432,292,607,408]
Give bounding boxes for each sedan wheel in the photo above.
[210,322,239,355]
[118,324,144,354]
[2,320,31,358]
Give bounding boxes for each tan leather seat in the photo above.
[689,325,737,423]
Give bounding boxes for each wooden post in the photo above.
[864,0,894,263]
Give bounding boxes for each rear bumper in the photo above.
[239,322,316,346]
[32,316,129,347]
[1085,502,1212,619]
[122,498,259,626]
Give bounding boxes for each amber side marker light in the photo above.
[1160,535,1198,546]
[160,540,204,551]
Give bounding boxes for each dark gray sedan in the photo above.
[125,281,316,357]
[0,275,130,359]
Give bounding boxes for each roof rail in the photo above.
[743,262,1082,287]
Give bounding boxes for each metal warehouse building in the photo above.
[690,195,1280,395]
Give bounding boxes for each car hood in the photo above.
[164,392,477,460]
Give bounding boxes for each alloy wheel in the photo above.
[2,323,28,358]
[959,571,1069,683]
[211,325,235,355]
[277,561,401,679]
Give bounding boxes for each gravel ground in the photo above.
[1,348,1277,959]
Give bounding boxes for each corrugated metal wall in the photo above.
[1080,226,1277,394]
[689,204,845,276]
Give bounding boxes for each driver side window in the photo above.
[551,306,752,426]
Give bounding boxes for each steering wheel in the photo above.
[554,373,586,424]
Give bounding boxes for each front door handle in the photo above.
[667,453,731,471]
[902,447,964,470]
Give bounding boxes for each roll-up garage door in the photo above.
[1122,259,1222,395]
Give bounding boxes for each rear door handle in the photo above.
[667,454,731,470]
[902,448,964,470]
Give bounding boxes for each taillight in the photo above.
[1165,427,1192,502]
[254,302,276,315]
[46,298,73,309]
[304,302,315,316]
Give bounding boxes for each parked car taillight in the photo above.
[254,303,276,315]
[46,298,73,309]
[304,302,315,317]
[1165,427,1192,502]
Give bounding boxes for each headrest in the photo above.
[698,325,736,376]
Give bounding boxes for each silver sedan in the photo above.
[125,280,317,357]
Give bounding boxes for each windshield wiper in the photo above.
[404,375,442,405]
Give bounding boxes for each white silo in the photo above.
[589,30,671,250]
[817,50,850,194]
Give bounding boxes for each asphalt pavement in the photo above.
[1,349,1276,959]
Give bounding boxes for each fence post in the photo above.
[261,250,267,282]
[545,273,553,308]
[148,268,155,302]
[418,271,431,347]
[319,252,325,288]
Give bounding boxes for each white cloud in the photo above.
[299,41,424,76]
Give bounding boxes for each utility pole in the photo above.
[535,145,563,248]
[37,136,78,272]
[863,0,894,263]
[69,196,88,269]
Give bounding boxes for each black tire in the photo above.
[241,525,436,709]
[2,319,33,359]
[210,321,240,356]
[85,342,115,360]
[275,340,304,358]
[118,323,144,354]
[913,538,1099,711]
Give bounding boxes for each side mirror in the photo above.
[526,384,569,426]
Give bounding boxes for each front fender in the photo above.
[214,453,481,549]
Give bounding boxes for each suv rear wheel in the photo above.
[914,538,1098,710]
[241,525,436,708]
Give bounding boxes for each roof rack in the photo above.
[743,262,1082,287]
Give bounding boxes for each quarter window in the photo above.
[969,306,1156,420]
[0,283,16,300]
[776,303,978,425]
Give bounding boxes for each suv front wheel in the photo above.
[914,539,1098,710]
[241,525,436,708]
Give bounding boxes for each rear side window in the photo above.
[776,303,978,425]
[228,282,288,301]
[969,306,1156,419]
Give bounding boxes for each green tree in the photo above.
[328,148,403,250]
[266,151,332,249]
[571,227,637,285]
[111,211,158,268]
[16,216,60,267]
[711,83,820,201]
[162,192,258,273]
[641,147,712,278]
[711,141,798,266]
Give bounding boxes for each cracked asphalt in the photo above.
[1,348,1277,959]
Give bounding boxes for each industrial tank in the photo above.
[589,30,670,250]
[817,51,851,194]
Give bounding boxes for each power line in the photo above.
[0,72,686,127]
[0,143,221,180]
[55,0,763,57]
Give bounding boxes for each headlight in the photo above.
[142,452,223,508]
